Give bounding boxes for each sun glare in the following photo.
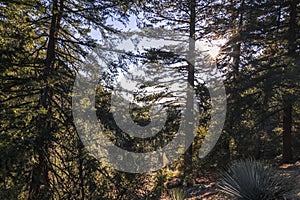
[207,39,226,59]
[208,46,220,59]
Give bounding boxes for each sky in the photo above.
[88,14,226,105]
[90,15,225,59]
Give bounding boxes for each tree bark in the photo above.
[29,0,63,199]
[282,100,293,163]
[78,142,85,200]
[183,0,196,185]
[282,0,296,164]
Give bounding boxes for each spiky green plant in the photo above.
[218,159,295,200]
[168,188,185,200]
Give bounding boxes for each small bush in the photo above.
[218,158,295,200]
[168,188,185,200]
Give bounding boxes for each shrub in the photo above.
[168,188,185,200]
[218,158,295,200]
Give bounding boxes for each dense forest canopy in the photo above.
[0,0,299,199]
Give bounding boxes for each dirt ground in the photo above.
[278,162,300,200]
[161,161,300,200]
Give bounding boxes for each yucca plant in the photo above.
[218,159,295,200]
[168,188,186,200]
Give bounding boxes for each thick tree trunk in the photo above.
[282,0,296,164]
[29,0,63,199]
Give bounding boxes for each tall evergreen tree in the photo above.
[1,0,137,198]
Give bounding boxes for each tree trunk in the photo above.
[226,0,244,160]
[78,142,85,200]
[282,0,296,164]
[29,0,63,199]
[282,101,293,163]
[183,0,196,185]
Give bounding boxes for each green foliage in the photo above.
[154,170,168,192]
[218,159,296,200]
[168,188,186,200]
[0,0,138,199]
[0,0,299,199]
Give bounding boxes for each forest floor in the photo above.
[160,161,300,200]
[278,162,300,200]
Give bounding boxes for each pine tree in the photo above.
[1,0,136,198]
